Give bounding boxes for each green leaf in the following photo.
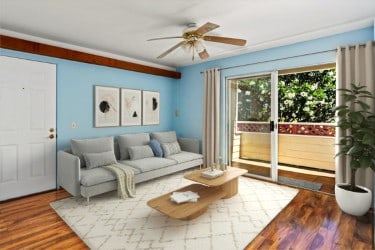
[335,151,346,158]
[333,105,349,111]
[350,159,360,169]
[358,90,372,95]
[343,94,356,102]
[347,145,363,155]
[337,88,352,93]
[348,112,364,123]
[351,84,366,90]
[337,109,350,116]
[359,157,372,168]
[363,134,375,145]
[354,100,370,110]
[359,95,375,100]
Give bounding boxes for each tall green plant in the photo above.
[334,84,375,192]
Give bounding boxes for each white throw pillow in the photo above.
[83,151,117,169]
[128,145,154,160]
[161,141,181,157]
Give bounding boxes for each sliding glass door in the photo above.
[227,72,278,181]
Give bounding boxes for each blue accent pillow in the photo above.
[150,139,163,157]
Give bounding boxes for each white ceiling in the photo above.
[1,0,374,70]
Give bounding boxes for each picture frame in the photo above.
[121,88,142,126]
[94,85,120,127]
[142,90,160,125]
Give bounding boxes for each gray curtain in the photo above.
[336,41,375,192]
[202,68,220,167]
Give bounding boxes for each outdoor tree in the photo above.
[237,68,336,123]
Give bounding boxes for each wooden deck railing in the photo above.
[235,122,336,171]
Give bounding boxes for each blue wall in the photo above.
[174,26,374,159]
[1,26,373,154]
[0,49,177,150]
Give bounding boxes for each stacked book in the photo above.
[170,191,200,204]
[201,169,224,179]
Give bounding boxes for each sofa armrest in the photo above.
[57,150,81,196]
[178,138,200,154]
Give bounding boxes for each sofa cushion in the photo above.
[120,157,176,173]
[149,139,163,157]
[80,164,141,186]
[71,137,114,167]
[118,133,150,160]
[150,131,177,144]
[83,151,117,169]
[161,141,181,157]
[166,151,203,164]
[128,145,154,160]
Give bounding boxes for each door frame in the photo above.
[225,71,278,181]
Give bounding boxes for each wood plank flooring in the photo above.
[1,185,373,249]
[246,189,373,250]
[0,189,88,249]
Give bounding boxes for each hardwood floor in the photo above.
[1,186,373,249]
[0,189,88,249]
[246,189,374,250]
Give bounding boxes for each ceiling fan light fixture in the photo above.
[194,39,205,53]
[148,21,247,61]
[183,23,197,34]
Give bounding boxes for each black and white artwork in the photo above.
[142,91,160,125]
[121,88,142,126]
[94,86,120,127]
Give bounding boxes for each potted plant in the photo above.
[334,83,375,216]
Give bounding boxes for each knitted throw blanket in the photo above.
[103,164,135,199]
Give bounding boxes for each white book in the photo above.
[201,169,224,179]
[170,191,200,204]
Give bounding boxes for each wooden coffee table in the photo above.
[147,166,247,220]
[184,166,247,199]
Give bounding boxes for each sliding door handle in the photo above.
[270,121,275,132]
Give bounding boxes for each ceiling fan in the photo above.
[147,22,247,60]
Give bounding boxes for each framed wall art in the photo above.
[94,85,120,127]
[121,88,142,126]
[142,90,160,125]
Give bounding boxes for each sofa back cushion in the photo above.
[71,136,114,167]
[118,133,150,160]
[150,131,177,144]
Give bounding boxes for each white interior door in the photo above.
[0,56,56,201]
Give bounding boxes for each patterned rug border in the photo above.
[51,171,298,250]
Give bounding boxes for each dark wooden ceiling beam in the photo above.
[0,35,181,79]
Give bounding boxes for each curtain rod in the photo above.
[200,41,374,74]
[200,49,336,74]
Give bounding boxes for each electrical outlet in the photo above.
[71,122,77,129]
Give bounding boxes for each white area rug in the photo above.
[51,171,298,250]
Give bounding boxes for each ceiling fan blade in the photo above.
[147,36,183,41]
[195,22,220,35]
[157,40,187,59]
[199,49,209,59]
[203,35,247,46]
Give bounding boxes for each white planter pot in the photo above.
[335,184,372,216]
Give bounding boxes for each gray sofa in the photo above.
[58,131,203,203]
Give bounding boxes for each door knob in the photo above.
[49,134,55,139]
